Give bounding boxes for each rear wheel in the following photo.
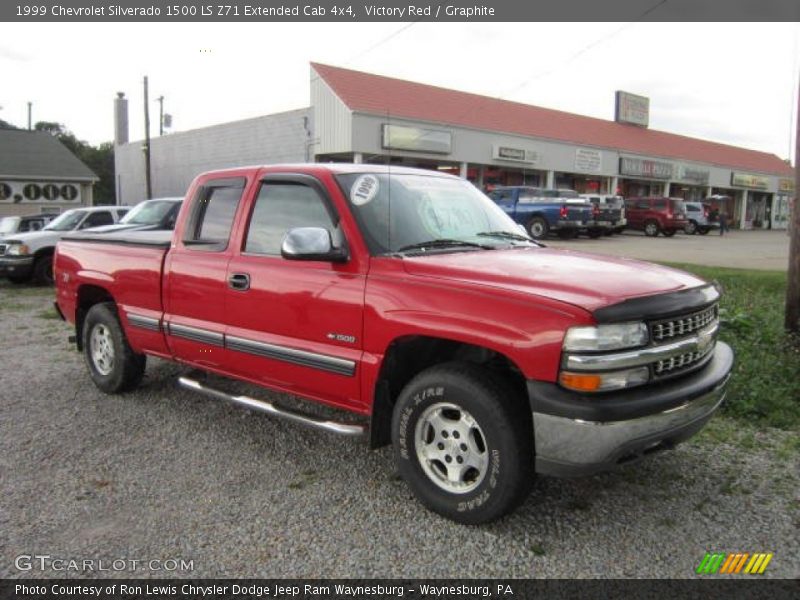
[685,220,698,235]
[526,217,549,240]
[644,220,660,237]
[392,363,533,524]
[83,302,146,393]
[32,255,54,286]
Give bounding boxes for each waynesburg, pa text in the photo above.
[14,583,514,598]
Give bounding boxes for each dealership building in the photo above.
[114,63,795,229]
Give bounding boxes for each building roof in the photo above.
[0,129,98,180]
[311,63,793,177]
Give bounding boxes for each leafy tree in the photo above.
[34,121,115,205]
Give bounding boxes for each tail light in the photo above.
[560,205,568,219]
[704,207,709,218]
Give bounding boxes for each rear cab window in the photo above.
[183,177,247,251]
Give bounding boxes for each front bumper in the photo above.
[0,255,34,278]
[528,341,734,477]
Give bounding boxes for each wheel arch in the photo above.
[75,284,115,351]
[369,335,528,449]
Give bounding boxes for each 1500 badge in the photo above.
[327,333,356,344]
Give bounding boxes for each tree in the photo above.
[34,121,116,205]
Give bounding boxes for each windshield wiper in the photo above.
[396,239,493,253]
[476,230,536,242]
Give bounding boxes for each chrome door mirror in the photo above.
[281,227,348,263]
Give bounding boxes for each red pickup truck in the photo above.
[54,164,733,524]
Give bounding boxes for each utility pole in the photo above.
[143,76,153,200]
[157,95,164,136]
[786,73,800,333]
[27,102,32,130]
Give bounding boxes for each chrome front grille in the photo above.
[654,346,714,376]
[651,304,718,343]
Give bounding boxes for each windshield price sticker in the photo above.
[351,175,379,206]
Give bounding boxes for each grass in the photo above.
[663,263,800,430]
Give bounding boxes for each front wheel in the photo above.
[83,302,146,393]
[33,255,54,286]
[392,363,533,524]
[685,221,697,235]
[644,220,660,237]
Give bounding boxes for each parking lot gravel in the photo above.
[1,281,798,579]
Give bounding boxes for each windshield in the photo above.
[121,200,178,225]
[337,172,531,255]
[44,210,84,231]
[0,217,20,235]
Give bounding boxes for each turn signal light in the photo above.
[559,372,602,392]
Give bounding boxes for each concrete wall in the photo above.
[114,108,310,205]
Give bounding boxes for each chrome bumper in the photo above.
[530,342,733,477]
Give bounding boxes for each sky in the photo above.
[1,22,799,163]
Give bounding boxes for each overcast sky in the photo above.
[1,22,798,162]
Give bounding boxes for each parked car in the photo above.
[624,197,688,237]
[684,201,717,235]
[488,186,596,239]
[0,213,59,236]
[87,197,183,233]
[0,206,128,285]
[54,164,732,524]
[580,194,626,235]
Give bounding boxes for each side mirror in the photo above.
[281,227,348,263]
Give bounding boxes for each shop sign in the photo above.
[381,124,452,154]
[778,178,795,193]
[491,144,539,164]
[619,157,673,179]
[574,148,602,173]
[0,180,81,203]
[677,165,710,185]
[615,91,649,127]
[731,172,769,189]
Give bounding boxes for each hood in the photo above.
[85,223,152,233]
[401,247,706,314]
[0,229,64,247]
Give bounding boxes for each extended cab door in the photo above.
[162,176,249,370]
[222,174,366,411]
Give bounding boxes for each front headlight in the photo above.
[563,322,648,352]
[6,243,31,256]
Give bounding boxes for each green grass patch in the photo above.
[36,308,61,320]
[663,263,800,430]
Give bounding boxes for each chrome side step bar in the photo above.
[177,376,365,437]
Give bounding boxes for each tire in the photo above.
[587,228,603,239]
[82,302,146,393]
[391,362,533,524]
[685,220,697,235]
[662,229,677,237]
[698,227,710,235]
[526,217,549,240]
[7,274,30,284]
[32,254,54,286]
[644,220,660,237]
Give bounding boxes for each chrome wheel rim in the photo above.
[645,223,657,236]
[530,221,545,238]
[414,402,489,494]
[90,324,115,376]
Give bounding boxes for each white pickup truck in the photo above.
[0,206,128,285]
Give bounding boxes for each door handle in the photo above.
[228,273,250,291]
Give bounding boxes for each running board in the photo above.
[177,376,365,437]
